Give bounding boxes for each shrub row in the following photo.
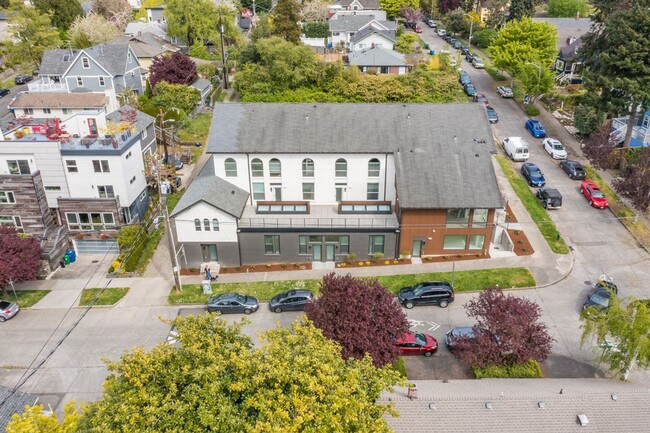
[472,359,543,379]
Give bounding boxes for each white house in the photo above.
[329,15,397,48]
[349,26,396,51]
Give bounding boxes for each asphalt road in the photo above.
[0,81,28,120]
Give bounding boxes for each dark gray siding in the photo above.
[181,242,241,267]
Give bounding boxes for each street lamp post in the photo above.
[464,14,475,47]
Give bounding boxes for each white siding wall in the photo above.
[212,153,397,205]
[351,34,395,51]
[175,202,238,243]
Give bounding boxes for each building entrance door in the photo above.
[412,240,423,258]
[201,244,218,262]
[326,244,335,261]
[313,244,322,261]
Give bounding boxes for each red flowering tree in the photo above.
[148,51,198,88]
[0,226,42,296]
[452,287,554,368]
[306,273,409,367]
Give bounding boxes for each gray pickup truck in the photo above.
[537,187,562,209]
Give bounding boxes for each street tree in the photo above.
[306,273,410,367]
[149,52,198,88]
[453,287,554,368]
[581,121,621,170]
[489,17,557,78]
[4,4,61,69]
[0,227,42,297]
[444,9,470,36]
[69,14,121,48]
[516,62,555,102]
[301,0,330,22]
[401,5,424,25]
[379,0,419,20]
[148,81,201,116]
[33,0,84,31]
[508,0,535,21]
[472,28,498,49]
[271,0,302,43]
[548,0,589,17]
[613,147,650,212]
[581,296,650,380]
[90,0,132,31]
[438,0,461,14]
[394,33,420,54]
[484,0,509,28]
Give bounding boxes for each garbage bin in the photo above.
[63,255,71,265]
[202,279,213,295]
[429,49,436,55]
[66,249,76,263]
[424,43,430,49]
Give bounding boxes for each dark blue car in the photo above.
[463,82,477,97]
[521,162,546,187]
[525,119,547,138]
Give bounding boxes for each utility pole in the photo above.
[253,0,256,16]
[219,20,229,89]
[156,157,182,292]
[159,108,169,163]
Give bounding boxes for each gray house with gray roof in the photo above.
[347,46,408,75]
[329,15,397,49]
[171,103,503,269]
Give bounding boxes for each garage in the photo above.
[73,239,120,255]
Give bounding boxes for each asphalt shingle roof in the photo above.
[348,46,406,67]
[191,78,212,92]
[12,93,108,109]
[40,43,135,77]
[329,15,396,32]
[171,161,249,218]
[351,26,396,44]
[559,36,584,60]
[336,0,380,8]
[0,385,38,431]
[206,103,502,209]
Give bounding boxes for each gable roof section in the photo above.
[559,36,584,60]
[12,92,108,109]
[40,49,80,75]
[82,44,136,76]
[191,78,212,92]
[112,35,166,59]
[351,26,396,44]
[336,0,380,8]
[207,103,502,209]
[348,46,406,67]
[329,15,395,32]
[125,21,168,39]
[171,163,250,218]
[0,385,38,432]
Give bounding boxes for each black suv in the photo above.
[15,74,33,85]
[536,187,562,209]
[0,89,9,97]
[268,289,314,313]
[398,282,455,309]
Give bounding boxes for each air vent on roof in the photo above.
[577,414,589,427]
[485,402,493,410]
[538,402,546,409]
[428,403,436,411]
[63,55,69,61]
[611,394,618,401]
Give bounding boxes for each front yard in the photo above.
[11,290,51,308]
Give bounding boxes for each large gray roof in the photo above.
[0,385,38,431]
[40,49,79,75]
[329,15,396,32]
[348,46,406,67]
[207,103,502,209]
[171,163,250,218]
[40,43,135,77]
[351,26,396,44]
[336,0,380,8]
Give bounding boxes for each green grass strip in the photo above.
[80,288,129,306]
[11,290,51,308]
[496,156,570,254]
[168,267,535,304]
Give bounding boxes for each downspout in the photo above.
[247,153,253,205]
[383,153,388,201]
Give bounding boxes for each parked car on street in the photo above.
[525,119,547,138]
[415,26,423,33]
[0,89,9,98]
[445,326,494,349]
[583,279,618,314]
[0,300,19,322]
[502,137,530,161]
[15,74,33,85]
[486,106,498,124]
[453,41,463,49]
[427,19,436,28]
[496,86,514,98]
[542,138,568,159]
[397,282,455,309]
[437,28,447,36]
[472,57,485,68]
[394,331,438,357]
[268,289,314,313]
[207,293,259,314]
[460,46,471,55]
[463,82,477,97]
[465,52,477,62]
[580,180,608,209]
[536,187,562,209]
[174,159,183,170]
[521,162,546,187]
[458,70,471,85]
[473,93,489,106]
[559,160,586,180]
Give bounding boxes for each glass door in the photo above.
[412,240,422,258]
[326,244,335,261]
[313,244,322,261]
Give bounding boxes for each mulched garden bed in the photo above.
[508,229,534,256]
[336,258,412,268]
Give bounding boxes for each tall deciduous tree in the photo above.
[91,0,132,31]
[395,33,420,54]
[452,287,554,368]
[613,148,650,211]
[271,0,302,43]
[0,227,42,296]
[444,9,470,36]
[4,4,62,69]
[301,0,330,22]
[508,0,535,21]
[33,0,84,31]
[148,81,201,115]
[165,0,239,46]
[516,62,555,102]
[69,14,121,48]
[547,0,589,17]
[149,52,198,87]
[380,0,420,20]
[438,0,461,14]
[306,273,410,367]
[484,0,509,28]
[581,295,650,380]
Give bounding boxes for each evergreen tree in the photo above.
[507,0,535,21]
[4,3,62,69]
[33,0,84,31]
[271,0,302,43]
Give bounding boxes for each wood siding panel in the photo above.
[0,171,54,236]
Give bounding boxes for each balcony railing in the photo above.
[612,117,650,145]
[239,217,398,229]
[27,80,69,93]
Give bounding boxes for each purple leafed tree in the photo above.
[613,147,650,212]
[453,287,554,368]
[400,6,423,24]
[582,120,621,170]
[306,273,410,367]
[148,52,198,88]
[439,0,462,14]
[0,226,42,295]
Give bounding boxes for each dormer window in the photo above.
[82,57,90,69]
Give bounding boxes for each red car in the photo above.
[473,93,489,106]
[394,331,438,357]
[415,26,423,33]
[580,181,608,209]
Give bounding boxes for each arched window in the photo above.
[212,219,220,231]
[368,158,380,177]
[269,158,282,177]
[251,158,264,177]
[302,158,314,177]
[194,219,201,231]
[335,158,347,177]
[203,218,210,231]
[224,158,237,177]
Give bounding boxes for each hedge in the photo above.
[472,359,543,379]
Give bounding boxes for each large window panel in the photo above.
[252,182,265,200]
[224,158,237,177]
[368,158,380,177]
[298,235,308,254]
[264,235,280,254]
[472,209,489,228]
[367,183,379,200]
[302,183,314,200]
[468,235,485,250]
[446,208,470,228]
[251,158,264,177]
[269,158,282,177]
[443,235,466,250]
[302,158,314,177]
[368,235,384,254]
[335,158,347,177]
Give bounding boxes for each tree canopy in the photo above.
[149,52,198,88]
[9,316,403,432]
[394,33,419,54]
[69,14,121,49]
[33,0,84,31]
[306,273,410,367]
[4,3,62,69]
[140,81,201,116]
[271,0,302,43]
[165,0,240,46]
[548,0,589,17]
[380,0,420,20]
[0,226,42,295]
[508,0,535,21]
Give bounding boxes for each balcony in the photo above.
[611,117,650,147]
[27,80,69,93]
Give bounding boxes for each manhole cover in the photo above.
[92,260,99,263]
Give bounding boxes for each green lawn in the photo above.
[79,288,129,306]
[10,290,51,308]
[168,267,535,304]
[177,113,212,145]
[496,156,570,254]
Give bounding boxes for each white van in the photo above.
[437,29,447,36]
[502,137,530,161]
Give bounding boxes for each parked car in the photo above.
[473,93,489,105]
[580,180,608,209]
[0,300,19,322]
[496,86,514,98]
[559,160,586,180]
[460,46,471,55]
[485,106,498,124]
[542,138,568,160]
[445,326,484,348]
[472,57,485,69]
[536,187,562,209]
[465,52,477,62]
[174,159,183,170]
[268,289,314,313]
[437,28,447,36]
[427,19,436,28]
[0,89,9,98]
[525,119,547,138]
[453,41,463,49]
[207,293,259,315]
[463,82,477,97]
[521,162,546,187]
[15,74,33,85]
[583,280,618,313]
[415,26,423,33]
[394,331,438,357]
[502,137,529,161]
[458,71,471,85]
[397,282,455,309]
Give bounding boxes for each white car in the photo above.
[542,138,568,160]
[437,29,446,36]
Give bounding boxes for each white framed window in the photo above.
[446,208,471,228]
[472,209,489,228]
[66,212,116,231]
[62,108,71,115]
[252,182,265,200]
[367,183,379,200]
[302,158,314,177]
[468,235,485,250]
[264,235,280,254]
[127,52,132,62]
[65,160,78,173]
[43,108,51,114]
[141,129,147,140]
[99,76,105,87]
[203,218,210,231]
[82,57,90,69]
[224,158,237,177]
[92,160,110,173]
[97,185,115,198]
[368,235,384,254]
[269,158,282,177]
[251,158,263,177]
[23,108,34,115]
[76,76,83,86]
[212,219,219,231]
[44,186,61,191]
[443,235,467,250]
[0,215,22,229]
[368,158,380,177]
[302,183,314,200]
[0,191,16,204]
[139,191,146,201]
[335,158,347,177]
[7,160,30,175]
[194,218,201,231]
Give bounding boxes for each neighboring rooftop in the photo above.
[39,43,137,77]
[351,26,396,44]
[335,0,380,9]
[559,36,584,60]
[329,15,396,32]
[11,93,108,109]
[533,17,593,49]
[0,385,38,431]
[124,22,168,39]
[348,46,406,67]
